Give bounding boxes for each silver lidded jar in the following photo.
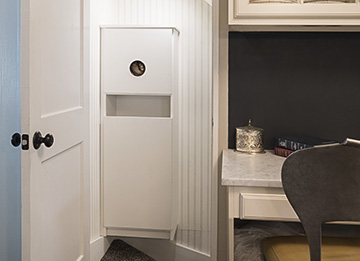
[236,119,265,154]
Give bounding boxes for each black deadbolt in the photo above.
[33,131,54,150]
[11,133,21,147]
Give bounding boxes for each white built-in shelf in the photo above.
[229,0,360,26]
[106,95,171,117]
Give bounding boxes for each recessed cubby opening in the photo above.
[106,95,171,117]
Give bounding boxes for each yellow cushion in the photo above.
[263,236,360,261]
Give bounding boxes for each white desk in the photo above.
[221,149,299,261]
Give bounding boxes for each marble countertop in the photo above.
[221,149,286,188]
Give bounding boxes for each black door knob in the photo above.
[33,131,54,150]
[11,133,21,147]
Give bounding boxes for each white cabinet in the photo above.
[229,0,360,25]
[222,150,299,261]
[226,186,299,261]
[101,27,179,239]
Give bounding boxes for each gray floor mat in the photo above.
[101,240,157,261]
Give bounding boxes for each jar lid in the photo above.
[236,119,263,132]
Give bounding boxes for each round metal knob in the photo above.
[33,131,54,150]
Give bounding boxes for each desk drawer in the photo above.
[240,193,299,221]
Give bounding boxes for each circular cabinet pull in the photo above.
[11,133,21,147]
[129,60,146,77]
[33,131,54,150]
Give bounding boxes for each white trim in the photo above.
[90,236,113,261]
[104,92,172,96]
[217,0,230,260]
[229,25,360,31]
[176,243,211,259]
[211,0,219,261]
[229,0,360,25]
[89,0,102,242]
[106,228,171,239]
[83,1,92,259]
[21,0,30,259]
[99,25,180,33]
[205,0,213,6]
[170,29,180,241]
[99,23,106,238]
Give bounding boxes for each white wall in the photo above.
[90,0,213,258]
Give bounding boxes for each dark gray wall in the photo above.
[229,32,360,149]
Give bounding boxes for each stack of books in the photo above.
[274,136,337,157]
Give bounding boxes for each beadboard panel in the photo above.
[90,0,212,255]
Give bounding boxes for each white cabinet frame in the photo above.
[100,26,179,240]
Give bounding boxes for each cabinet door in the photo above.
[229,0,360,25]
[103,117,172,236]
[101,28,173,95]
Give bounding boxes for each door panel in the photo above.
[33,0,82,117]
[22,0,89,260]
[41,144,83,261]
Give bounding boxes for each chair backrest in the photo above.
[282,138,360,261]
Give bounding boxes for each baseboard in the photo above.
[106,227,170,239]
[90,236,113,261]
[174,243,211,261]
[119,237,210,261]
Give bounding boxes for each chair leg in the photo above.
[303,223,322,261]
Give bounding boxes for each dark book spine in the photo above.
[274,147,295,157]
[276,137,312,151]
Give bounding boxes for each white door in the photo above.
[21,0,89,260]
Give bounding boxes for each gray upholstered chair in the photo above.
[263,138,360,261]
